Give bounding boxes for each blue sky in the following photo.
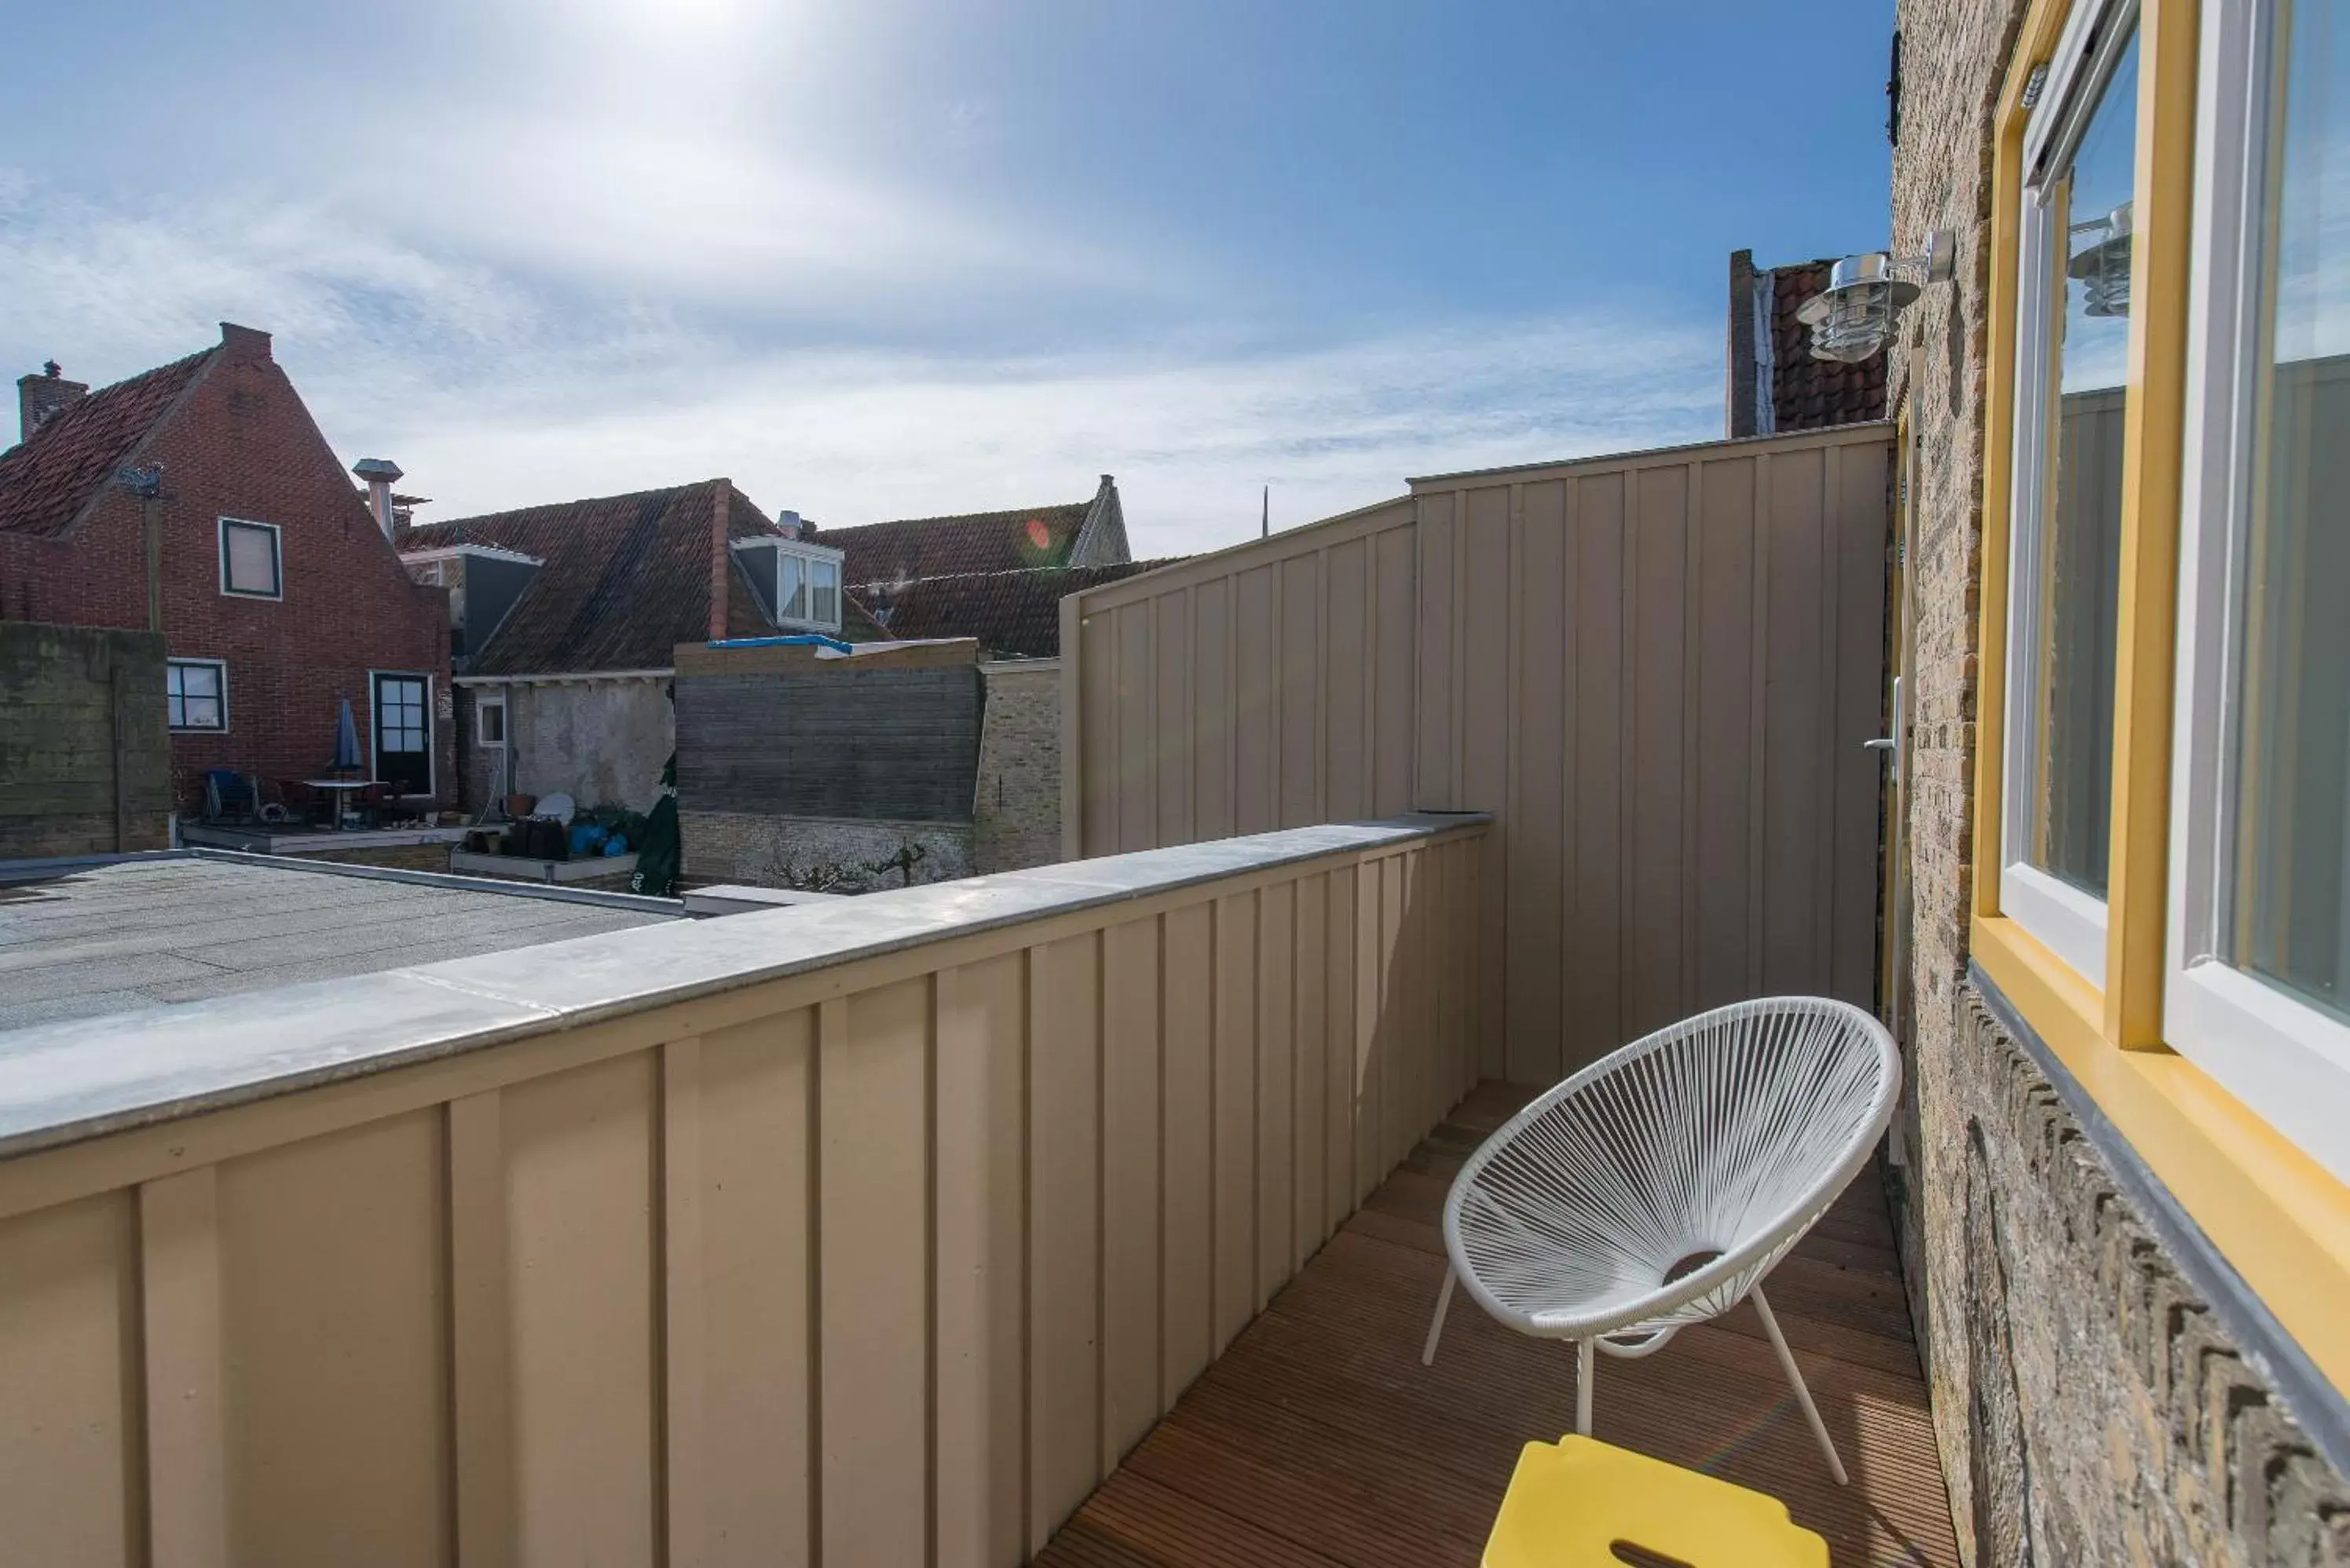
[1,0,1894,556]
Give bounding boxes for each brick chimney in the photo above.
[709,482,732,640]
[353,458,404,541]
[16,361,86,443]
[218,321,273,361]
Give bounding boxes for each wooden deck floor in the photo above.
[1037,1081,1961,1567]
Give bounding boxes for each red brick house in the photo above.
[0,323,453,814]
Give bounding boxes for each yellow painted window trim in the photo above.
[1971,0,2350,1399]
[1975,0,2194,1047]
[1978,916,2350,1398]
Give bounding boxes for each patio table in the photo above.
[304,779,383,829]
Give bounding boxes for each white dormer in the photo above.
[731,535,846,632]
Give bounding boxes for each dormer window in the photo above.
[732,537,845,632]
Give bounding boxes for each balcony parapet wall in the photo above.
[0,813,1489,1565]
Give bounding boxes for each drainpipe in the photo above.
[114,464,167,632]
[142,495,163,632]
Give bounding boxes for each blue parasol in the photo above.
[332,697,363,771]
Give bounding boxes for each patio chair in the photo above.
[1420,996,1899,1484]
[201,769,262,826]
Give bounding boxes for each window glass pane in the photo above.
[2026,30,2138,897]
[482,703,505,744]
[2234,3,2350,1016]
[778,554,807,620]
[167,663,223,729]
[224,523,279,595]
[811,560,839,626]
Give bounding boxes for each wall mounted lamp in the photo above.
[1795,230,1957,363]
[2067,201,2133,317]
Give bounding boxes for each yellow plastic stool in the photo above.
[1482,1435,1829,1566]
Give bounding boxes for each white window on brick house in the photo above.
[1997,0,2140,986]
[2168,0,2350,1182]
[167,658,227,732]
[478,694,507,747]
[218,517,283,599]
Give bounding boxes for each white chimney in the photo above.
[353,458,404,540]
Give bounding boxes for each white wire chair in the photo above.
[1421,996,1899,1483]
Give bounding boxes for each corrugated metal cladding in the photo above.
[676,666,983,821]
[1067,423,1894,1085]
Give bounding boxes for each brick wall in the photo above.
[0,325,453,813]
[1894,2,2350,1560]
[682,810,972,892]
[974,659,1061,874]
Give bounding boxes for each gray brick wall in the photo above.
[682,810,972,893]
[974,660,1061,875]
[1894,2,2350,1560]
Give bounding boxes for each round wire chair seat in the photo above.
[1422,996,1900,1479]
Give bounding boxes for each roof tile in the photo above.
[1769,260,1888,431]
[0,349,215,539]
[814,500,1093,589]
[854,561,1177,659]
[404,482,789,674]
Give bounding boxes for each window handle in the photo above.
[1864,738,1896,751]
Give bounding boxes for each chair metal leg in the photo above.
[1752,1284,1847,1485]
[1422,1267,1456,1366]
[1575,1339,1595,1435]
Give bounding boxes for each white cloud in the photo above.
[0,174,1720,557]
[373,323,1720,557]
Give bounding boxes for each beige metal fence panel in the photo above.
[1066,426,1892,1084]
[0,817,1482,1568]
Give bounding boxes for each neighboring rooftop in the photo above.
[815,473,1130,590]
[1725,250,1889,438]
[856,559,1177,658]
[401,481,797,674]
[0,854,678,1033]
[0,346,214,539]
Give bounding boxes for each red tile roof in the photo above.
[403,481,789,675]
[854,561,1178,659]
[814,500,1094,590]
[1768,261,1888,430]
[0,349,216,539]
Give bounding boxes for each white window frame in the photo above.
[166,657,229,733]
[734,537,845,632]
[477,693,507,747]
[808,554,840,629]
[2167,0,2350,1185]
[218,517,284,601]
[1999,0,2140,986]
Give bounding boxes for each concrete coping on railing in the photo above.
[0,814,1488,1162]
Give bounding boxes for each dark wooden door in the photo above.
[372,673,432,797]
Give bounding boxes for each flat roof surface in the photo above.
[0,857,679,1033]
